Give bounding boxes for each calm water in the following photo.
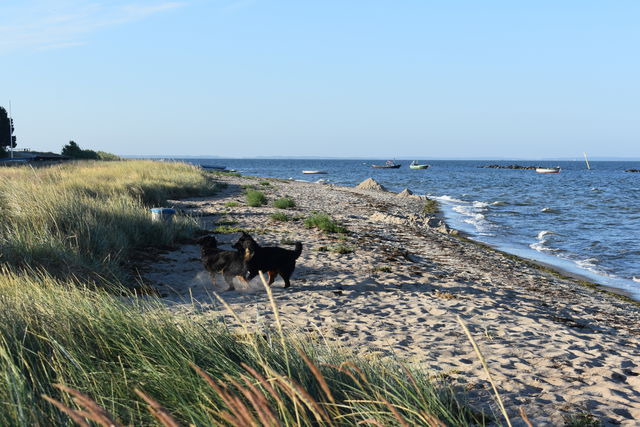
[183,159,640,299]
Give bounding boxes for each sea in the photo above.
[181,159,640,300]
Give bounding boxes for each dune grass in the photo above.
[245,189,268,207]
[270,212,292,222]
[0,160,219,285]
[304,212,347,233]
[273,197,296,209]
[0,269,486,426]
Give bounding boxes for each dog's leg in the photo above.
[267,271,277,286]
[222,272,235,291]
[235,275,250,287]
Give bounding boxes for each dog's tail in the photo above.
[293,242,303,259]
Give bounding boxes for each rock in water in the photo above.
[356,178,387,191]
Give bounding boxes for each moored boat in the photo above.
[535,167,561,173]
[409,161,430,169]
[371,160,401,169]
[302,170,328,174]
[200,165,227,171]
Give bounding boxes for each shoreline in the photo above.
[453,230,640,304]
[144,172,640,425]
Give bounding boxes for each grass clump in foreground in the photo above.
[304,212,348,233]
[0,270,486,426]
[224,201,240,207]
[270,212,291,222]
[273,197,296,209]
[245,189,267,207]
[0,160,219,285]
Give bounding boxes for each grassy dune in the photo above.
[0,161,486,425]
[0,160,218,284]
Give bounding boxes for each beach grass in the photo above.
[273,197,296,209]
[304,212,348,233]
[0,160,218,286]
[0,269,486,426]
[245,189,268,207]
[270,212,292,222]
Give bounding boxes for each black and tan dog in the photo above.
[197,234,252,291]
[233,232,302,288]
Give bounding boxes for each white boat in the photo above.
[302,170,328,174]
[535,167,561,173]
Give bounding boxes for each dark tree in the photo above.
[0,107,17,157]
[61,141,99,159]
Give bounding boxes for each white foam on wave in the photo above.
[571,257,617,278]
[530,230,561,253]
[491,200,507,206]
[633,276,640,283]
[541,207,558,213]
[436,195,466,204]
[451,203,495,234]
[537,230,554,240]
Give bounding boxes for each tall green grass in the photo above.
[245,189,267,207]
[0,161,219,284]
[0,270,485,426]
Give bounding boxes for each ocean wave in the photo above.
[436,195,466,204]
[529,241,561,253]
[633,276,640,283]
[575,257,600,269]
[536,230,555,240]
[451,203,495,234]
[571,257,616,278]
[530,230,561,253]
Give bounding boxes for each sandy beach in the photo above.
[141,174,640,426]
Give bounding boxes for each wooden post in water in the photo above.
[583,152,591,170]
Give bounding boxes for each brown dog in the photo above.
[197,235,252,290]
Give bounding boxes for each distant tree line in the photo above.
[62,141,120,160]
[0,106,17,158]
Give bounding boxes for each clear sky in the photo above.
[1,0,639,159]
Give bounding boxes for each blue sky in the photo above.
[1,1,639,158]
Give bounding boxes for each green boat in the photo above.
[409,161,429,169]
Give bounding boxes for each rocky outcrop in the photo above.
[625,169,640,173]
[425,217,458,235]
[356,178,387,191]
[396,188,414,197]
[368,211,458,235]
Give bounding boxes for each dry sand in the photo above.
[141,174,640,426]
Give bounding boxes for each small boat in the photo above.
[409,161,430,169]
[535,167,561,173]
[371,160,401,169]
[200,165,227,171]
[302,170,328,174]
